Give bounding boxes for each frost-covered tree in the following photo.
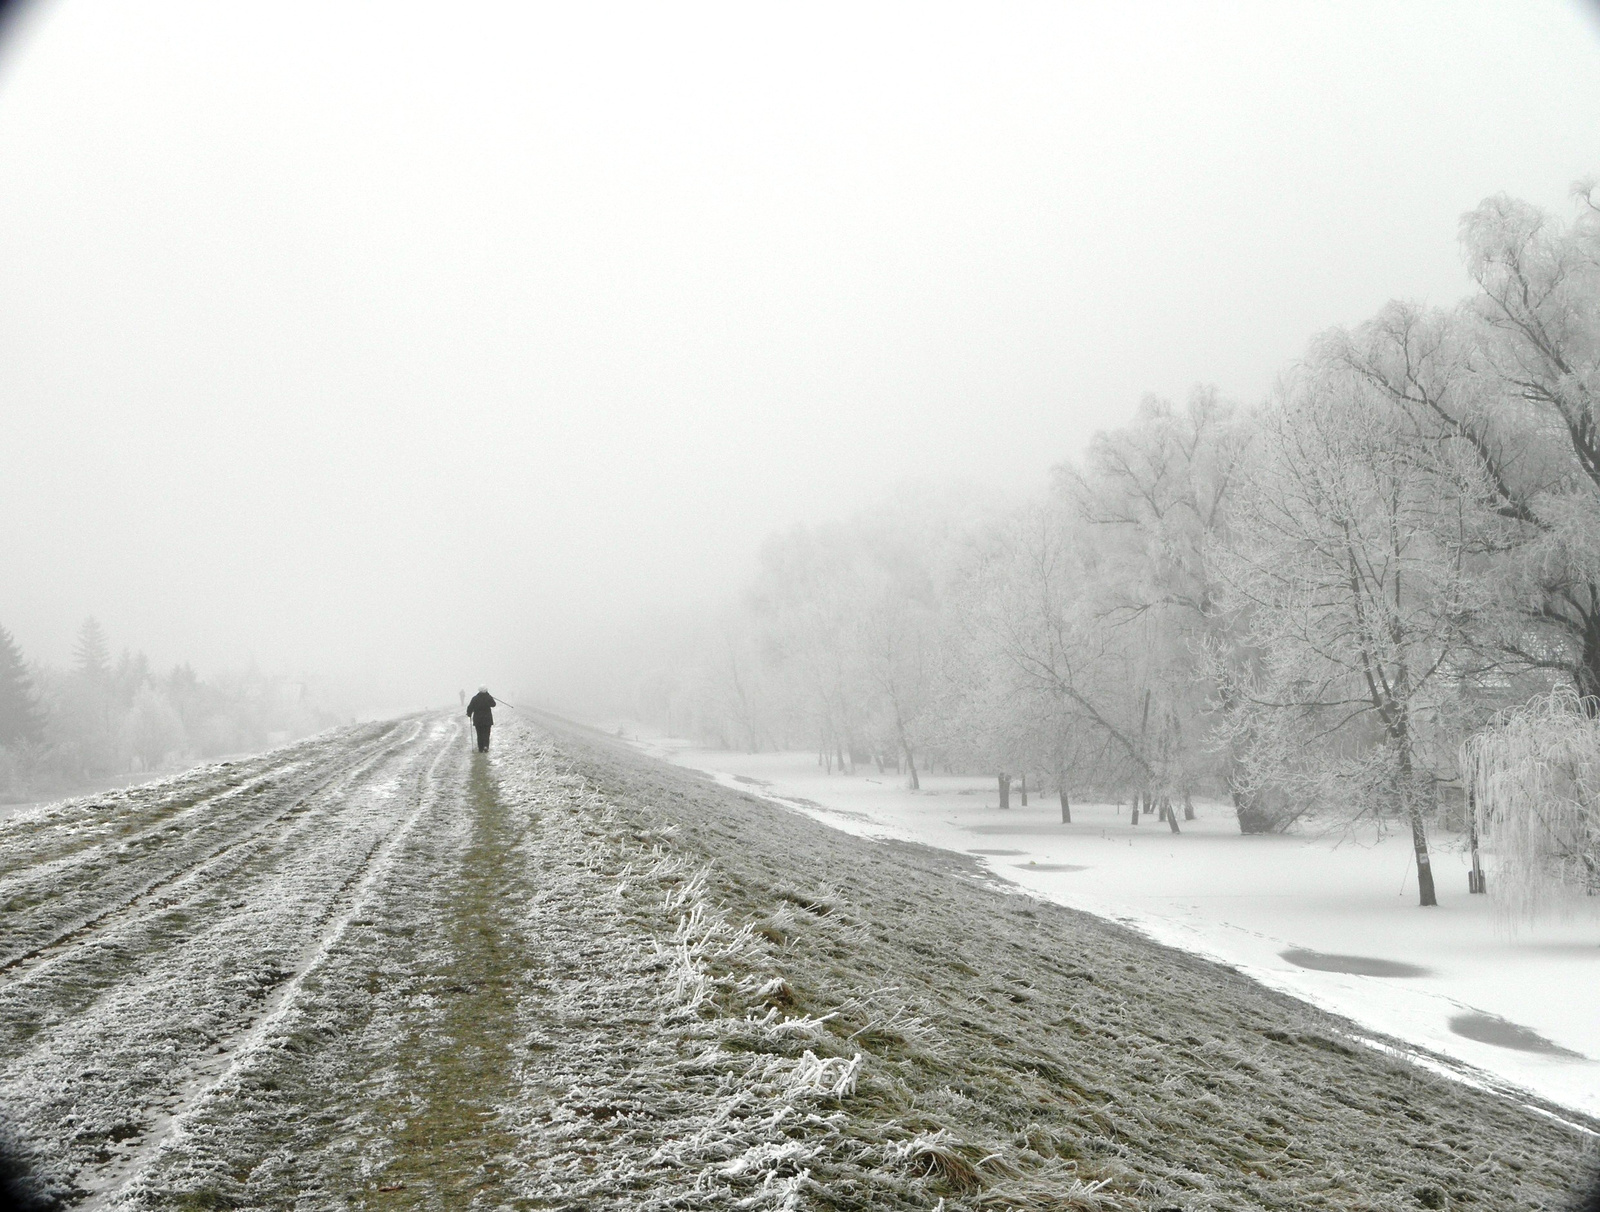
[1064,387,1247,623]
[1329,283,1599,707]
[702,613,772,753]
[1059,387,1251,825]
[1452,186,1600,698]
[731,489,976,781]
[1214,360,1504,905]
[943,502,1158,817]
[857,583,936,787]
[1463,687,1600,922]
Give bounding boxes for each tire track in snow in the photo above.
[0,722,414,973]
[82,720,461,1211]
[0,721,431,1055]
[0,718,455,1206]
[0,721,399,888]
[98,719,863,1209]
[0,764,301,890]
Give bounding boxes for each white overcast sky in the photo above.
[2,1,1598,710]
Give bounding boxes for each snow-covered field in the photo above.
[625,734,1600,1121]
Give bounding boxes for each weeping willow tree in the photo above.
[1462,688,1600,923]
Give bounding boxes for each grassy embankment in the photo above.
[70,713,1594,1210]
[536,716,1597,1210]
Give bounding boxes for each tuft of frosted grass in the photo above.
[733,1167,812,1211]
[763,1011,837,1042]
[890,1131,987,1191]
[781,1049,862,1099]
[838,990,944,1054]
[663,866,710,913]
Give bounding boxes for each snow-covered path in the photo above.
[2,714,1590,1210]
[624,736,1600,1123]
[0,715,868,1208]
[0,718,448,1205]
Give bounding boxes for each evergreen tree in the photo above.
[74,616,110,683]
[0,625,42,747]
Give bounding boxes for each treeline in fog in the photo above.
[642,183,1600,904]
[0,616,344,803]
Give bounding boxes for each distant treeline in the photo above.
[641,181,1600,898]
[0,617,344,802]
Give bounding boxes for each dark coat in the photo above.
[466,691,495,727]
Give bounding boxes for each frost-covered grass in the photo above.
[0,714,1593,1210]
[552,722,1596,1210]
[630,736,1600,1121]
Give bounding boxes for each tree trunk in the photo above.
[1467,784,1486,894]
[1060,787,1071,823]
[1163,796,1180,834]
[1408,804,1438,907]
[892,712,918,790]
[1020,773,1028,806]
[1230,780,1278,834]
[1576,599,1600,708]
[1134,687,1153,824]
[998,773,1010,809]
[1183,789,1195,821]
[1395,725,1437,907]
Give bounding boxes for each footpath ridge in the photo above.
[0,713,1589,1210]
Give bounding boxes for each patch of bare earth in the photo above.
[1,713,1592,1210]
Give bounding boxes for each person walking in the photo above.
[466,686,496,752]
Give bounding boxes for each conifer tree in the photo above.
[74,617,110,683]
[0,625,42,747]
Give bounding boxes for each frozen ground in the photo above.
[622,734,1600,1121]
[0,713,1591,1210]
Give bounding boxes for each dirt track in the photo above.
[0,713,1593,1210]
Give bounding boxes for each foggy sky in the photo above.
[2,1,1598,713]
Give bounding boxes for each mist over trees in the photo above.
[0,617,344,803]
[638,181,1600,908]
